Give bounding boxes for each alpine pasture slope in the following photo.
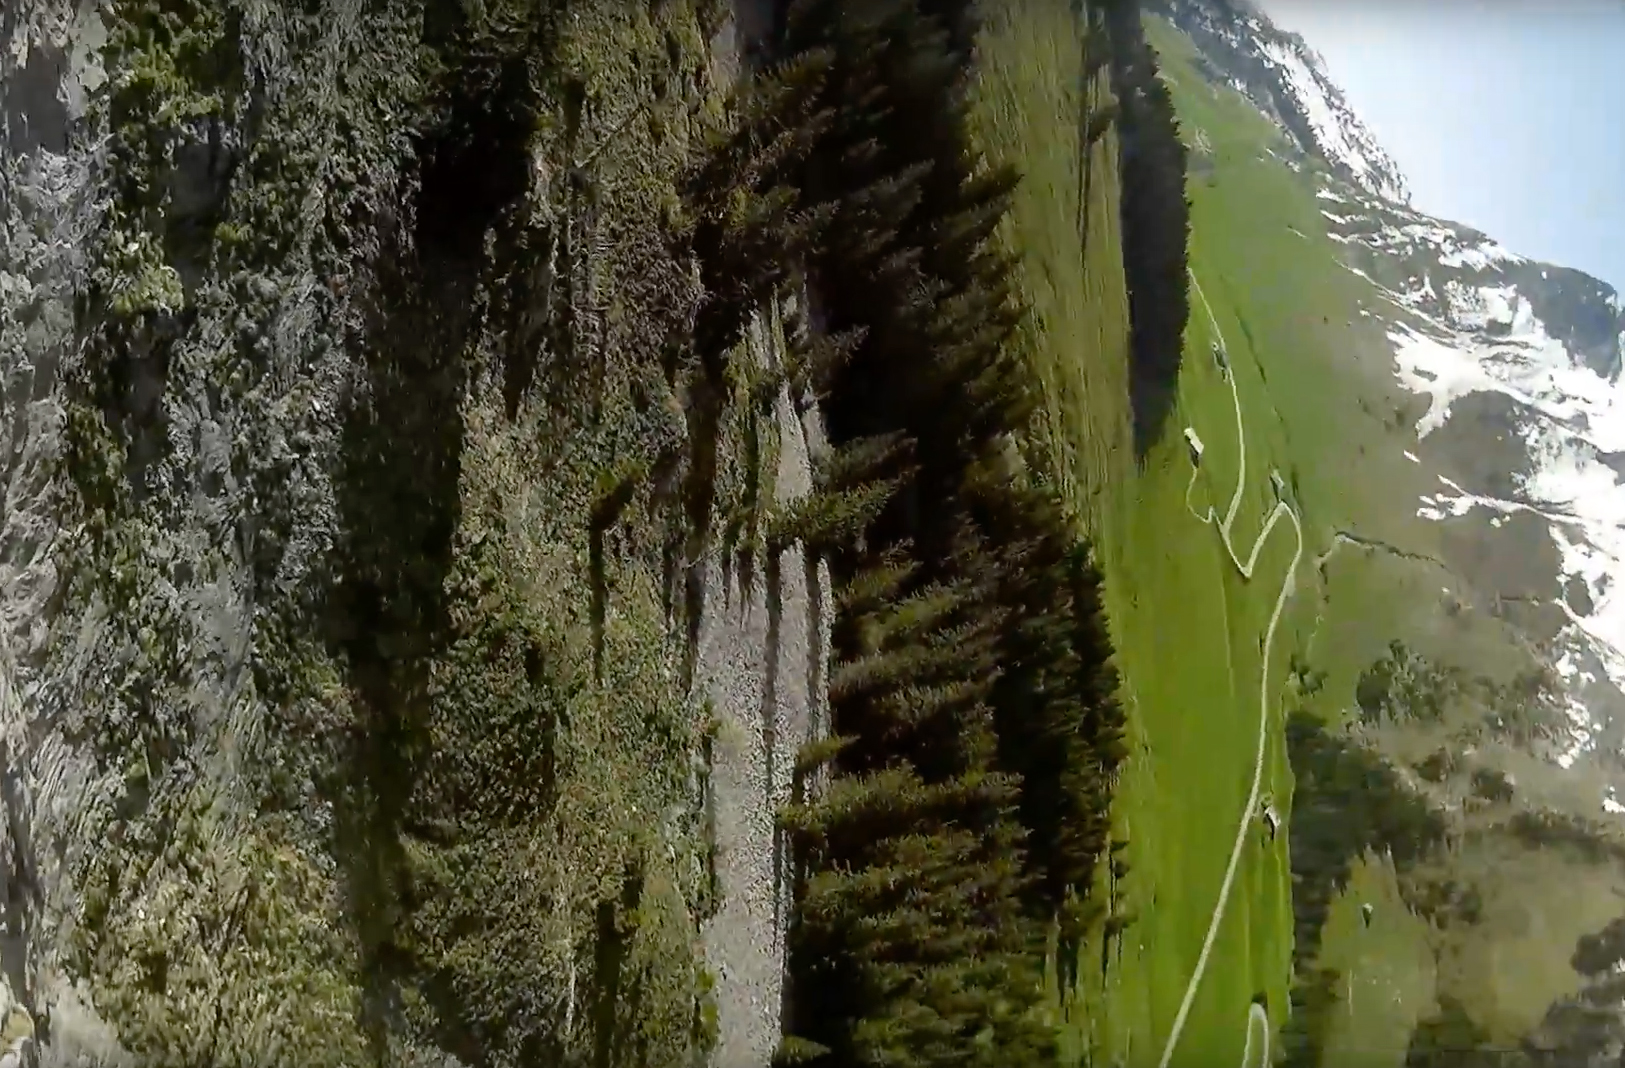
[977,0,1625,1059]
[1158,270,1304,1068]
[1147,11,1625,1066]
[1071,28,1429,1062]
[969,3,1306,1065]
[971,1,1531,1065]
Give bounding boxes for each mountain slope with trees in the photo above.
[0,0,1147,1064]
[1132,5,1625,1066]
[11,0,1621,1065]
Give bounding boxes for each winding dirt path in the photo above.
[1157,271,1302,1068]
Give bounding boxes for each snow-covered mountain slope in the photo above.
[1146,0,1410,204]
[1326,173,1625,767]
[1154,0,1625,777]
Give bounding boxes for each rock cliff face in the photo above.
[4,2,109,1057]
[0,1,824,1063]
[693,302,831,1068]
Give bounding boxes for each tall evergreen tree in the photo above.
[1103,0,1192,456]
[762,1,1133,1062]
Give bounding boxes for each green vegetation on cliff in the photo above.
[35,1,1625,1066]
[48,0,760,1061]
[30,0,1142,1063]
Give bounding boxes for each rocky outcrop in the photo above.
[694,302,830,1068]
[3,1,104,1054]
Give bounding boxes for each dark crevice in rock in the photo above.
[589,858,646,1068]
[590,475,637,681]
[160,116,241,296]
[762,546,783,904]
[652,442,687,633]
[326,231,469,1048]
[498,223,556,420]
[415,55,535,261]
[680,367,726,693]
[104,317,185,505]
[802,548,825,757]
[0,740,39,1035]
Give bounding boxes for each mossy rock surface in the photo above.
[3,0,747,1062]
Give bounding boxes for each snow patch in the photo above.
[1256,38,1409,203]
[1388,301,1625,453]
[1438,242,1523,271]
[1391,289,1625,707]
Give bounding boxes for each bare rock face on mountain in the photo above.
[1313,159,1625,774]
[1146,0,1410,204]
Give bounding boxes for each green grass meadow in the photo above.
[970,3,1625,1063]
[966,5,1477,1064]
[1313,852,1438,1068]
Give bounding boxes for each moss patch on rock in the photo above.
[37,0,753,1062]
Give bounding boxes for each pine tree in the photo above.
[684,48,839,360]
[813,431,914,492]
[766,478,899,555]
[765,0,1133,1060]
[785,324,866,407]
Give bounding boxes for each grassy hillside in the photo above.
[971,4,1295,1064]
[1145,17,1625,1065]
[965,0,1132,532]
[972,3,1625,1066]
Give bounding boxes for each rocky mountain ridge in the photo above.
[1146,0,1411,204]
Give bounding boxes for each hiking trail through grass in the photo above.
[1157,271,1304,1068]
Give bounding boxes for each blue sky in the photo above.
[1256,0,1625,292]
